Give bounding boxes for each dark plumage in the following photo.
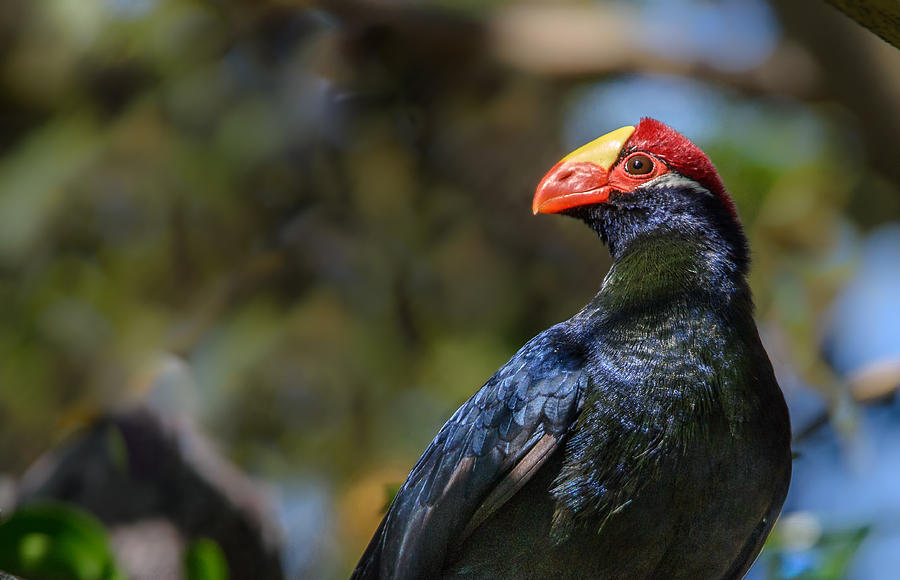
[352,119,792,579]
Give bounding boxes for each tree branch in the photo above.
[825,0,900,49]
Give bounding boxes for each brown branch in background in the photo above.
[487,4,823,99]
[825,0,900,49]
[487,1,900,191]
[848,358,900,402]
[793,357,900,444]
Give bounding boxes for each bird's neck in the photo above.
[588,206,752,314]
[571,210,762,444]
[605,233,746,305]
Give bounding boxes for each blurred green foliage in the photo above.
[0,0,898,577]
[0,503,124,580]
[0,505,234,580]
[767,525,870,580]
[185,538,230,580]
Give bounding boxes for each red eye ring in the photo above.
[623,153,654,176]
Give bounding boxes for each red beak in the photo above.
[532,125,636,215]
[532,161,611,215]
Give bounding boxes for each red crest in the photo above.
[626,118,736,217]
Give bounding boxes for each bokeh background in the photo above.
[0,0,899,578]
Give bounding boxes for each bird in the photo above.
[351,118,792,579]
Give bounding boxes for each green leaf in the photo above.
[184,538,228,580]
[0,503,124,580]
[382,483,402,513]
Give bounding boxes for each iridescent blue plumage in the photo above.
[352,120,791,580]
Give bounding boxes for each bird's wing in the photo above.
[723,472,791,580]
[351,325,587,580]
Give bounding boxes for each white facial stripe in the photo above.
[638,173,714,198]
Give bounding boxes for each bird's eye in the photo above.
[624,154,654,176]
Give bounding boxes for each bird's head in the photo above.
[534,118,745,262]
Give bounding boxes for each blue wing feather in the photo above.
[351,324,587,579]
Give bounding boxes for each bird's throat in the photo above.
[607,235,743,301]
[581,191,751,310]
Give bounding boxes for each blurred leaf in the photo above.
[381,483,401,513]
[104,424,129,477]
[184,538,229,580]
[0,503,124,580]
[0,114,103,263]
[767,525,870,580]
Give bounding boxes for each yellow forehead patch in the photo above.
[562,125,636,170]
